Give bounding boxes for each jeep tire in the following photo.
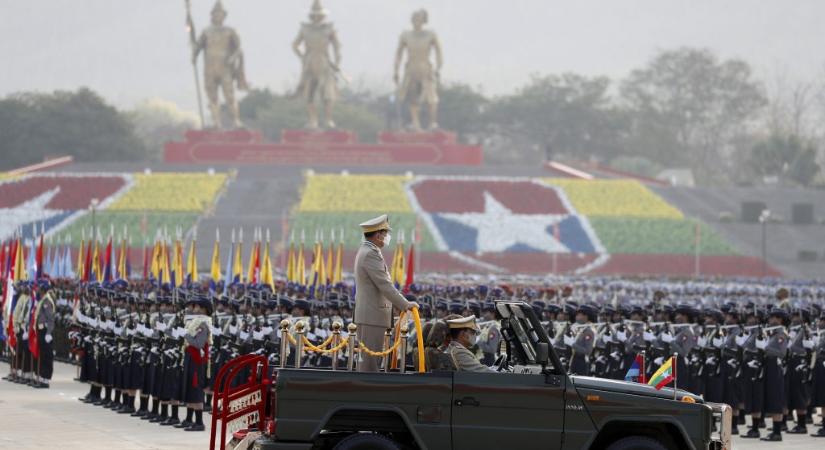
[606,436,668,450]
[332,433,401,450]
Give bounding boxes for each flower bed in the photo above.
[289,211,437,252]
[544,179,683,219]
[108,173,226,212]
[589,217,736,255]
[297,175,412,212]
[60,212,199,245]
[0,174,127,209]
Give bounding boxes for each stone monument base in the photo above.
[163,129,482,166]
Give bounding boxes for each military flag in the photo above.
[261,229,274,290]
[186,231,198,284]
[286,231,296,283]
[232,228,244,284]
[403,230,416,294]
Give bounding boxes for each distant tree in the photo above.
[0,88,146,169]
[749,133,820,186]
[239,88,383,142]
[621,48,766,183]
[437,83,489,140]
[482,74,626,164]
[127,98,197,161]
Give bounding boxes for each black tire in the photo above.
[606,436,668,450]
[332,433,402,450]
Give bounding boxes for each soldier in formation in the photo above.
[4,276,825,440]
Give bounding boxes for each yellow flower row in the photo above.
[109,173,227,212]
[544,178,684,219]
[297,174,412,212]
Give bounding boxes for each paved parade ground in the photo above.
[0,361,820,450]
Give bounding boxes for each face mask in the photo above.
[383,233,392,246]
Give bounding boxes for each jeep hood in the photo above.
[570,375,704,403]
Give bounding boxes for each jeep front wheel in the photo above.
[606,436,667,450]
[332,433,401,450]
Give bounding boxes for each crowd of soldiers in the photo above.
[1,276,824,441]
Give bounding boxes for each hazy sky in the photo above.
[3,0,824,112]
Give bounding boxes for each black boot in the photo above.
[118,394,135,414]
[132,396,149,417]
[811,427,825,437]
[186,410,205,431]
[142,399,160,421]
[150,404,168,423]
[788,415,807,434]
[161,405,180,426]
[761,422,783,442]
[175,408,194,429]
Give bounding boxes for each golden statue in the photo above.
[293,0,342,130]
[394,9,443,131]
[191,1,248,129]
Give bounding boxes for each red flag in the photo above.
[0,241,6,280]
[28,295,39,359]
[83,240,93,282]
[36,233,44,280]
[403,243,415,294]
[103,237,113,281]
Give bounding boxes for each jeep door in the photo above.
[451,371,566,450]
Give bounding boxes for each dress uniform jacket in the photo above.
[446,341,495,373]
[353,240,410,328]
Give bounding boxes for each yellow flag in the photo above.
[92,240,101,282]
[296,242,305,285]
[325,238,334,285]
[316,241,326,287]
[187,238,198,284]
[261,240,273,290]
[210,239,221,282]
[334,241,343,284]
[14,238,26,282]
[286,242,295,282]
[76,239,85,279]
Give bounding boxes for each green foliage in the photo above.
[590,217,736,255]
[437,82,489,140]
[0,88,147,170]
[620,48,766,182]
[239,88,383,142]
[126,99,197,161]
[484,73,626,164]
[749,134,821,186]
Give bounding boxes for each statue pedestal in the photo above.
[164,129,482,166]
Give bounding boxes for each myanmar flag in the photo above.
[648,356,675,390]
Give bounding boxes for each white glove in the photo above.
[654,356,664,366]
[643,331,655,342]
[616,332,627,342]
[563,335,575,346]
[735,335,748,346]
[747,360,760,369]
[712,337,724,347]
[726,358,738,367]
[150,346,159,354]
[705,356,717,365]
[802,339,815,349]
[755,338,768,350]
[661,332,674,343]
[795,363,807,372]
[609,351,621,361]
[45,334,53,343]
[697,337,707,347]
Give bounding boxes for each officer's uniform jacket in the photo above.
[446,340,495,373]
[353,240,409,328]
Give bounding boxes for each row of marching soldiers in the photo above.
[4,278,825,442]
[538,288,825,442]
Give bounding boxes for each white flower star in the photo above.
[439,191,568,254]
[0,187,63,241]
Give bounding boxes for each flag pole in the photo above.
[672,353,678,400]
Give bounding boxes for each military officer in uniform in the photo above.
[33,280,56,388]
[445,315,495,373]
[354,215,417,372]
